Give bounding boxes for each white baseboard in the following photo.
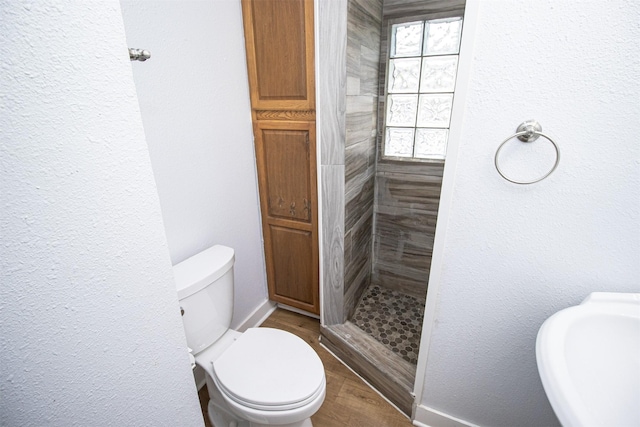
[413,404,477,427]
[277,303,320,319]
[234,299,277,332]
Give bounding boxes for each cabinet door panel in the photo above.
[242,0,314,110]
[261,129,312,222]
[254,121,319,314]
[252,0,307,101]
[269,225,315,306]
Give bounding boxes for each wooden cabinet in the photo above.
[242,0,319,314]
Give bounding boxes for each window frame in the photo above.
[379,12,465,163]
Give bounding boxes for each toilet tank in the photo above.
[173,245,235,354]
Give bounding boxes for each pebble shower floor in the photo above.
[351,284,425,365]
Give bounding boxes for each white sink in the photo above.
[536,292,640,427]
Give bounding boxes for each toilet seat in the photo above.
[212,328,325,411]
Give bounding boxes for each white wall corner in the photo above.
[233,299,277,332]
[413,405,477,427]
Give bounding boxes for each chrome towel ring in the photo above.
[494,120,560,185]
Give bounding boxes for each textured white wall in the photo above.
[119,0,268,326]
[0,1,204,426]
[420,0,640,425]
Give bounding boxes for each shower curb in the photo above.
[320,321,415,416]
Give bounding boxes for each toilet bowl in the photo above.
[173,245,326,427]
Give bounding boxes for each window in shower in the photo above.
[383,17,463,160]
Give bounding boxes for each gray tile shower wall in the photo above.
[370,0,460,299]
[318,0,347,325]
[372,162,443,300]
[343,0,383,321]
[383,0,465,19]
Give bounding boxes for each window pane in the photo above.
[423,18,463,56]
[383,17,463,161]
[391,22,424,58]
[385,128,415,157]
[386,94,418,127]
[417,94,453,127]
[388,58,421,93]
[420,56,458,93]
[414,128,448,159]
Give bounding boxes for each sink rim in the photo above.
[536,292,640,427]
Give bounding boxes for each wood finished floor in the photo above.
[198,308,412,427]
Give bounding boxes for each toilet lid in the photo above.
[212,328,325,410]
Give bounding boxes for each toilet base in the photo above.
[208,398,246,427]
[207,400,313,427]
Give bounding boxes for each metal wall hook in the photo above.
[129,48,151,62]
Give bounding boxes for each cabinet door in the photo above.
[254,121,319,313]
[242,0,318,314]
[241,0,315,111]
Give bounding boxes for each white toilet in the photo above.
[173,245,326,427]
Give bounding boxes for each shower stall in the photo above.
[318,0,465,415]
